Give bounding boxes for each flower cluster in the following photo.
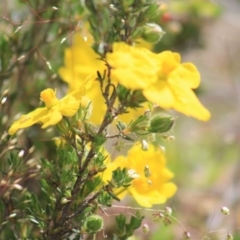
[8,28,210,208]
[59,35,210,125]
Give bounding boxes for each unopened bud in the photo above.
[83,214,104,234]
[221,206,230,215]
[142,223,149,234]
[148,113,175,134]
[60,198,71,204]
[142,23,165,44]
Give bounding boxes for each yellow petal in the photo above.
[58,95,80,117]
[170,62,200,89]
[58,34,106,92]
[143,81,175,108]
[40,89,59,108]
[40,109,63,128]
[8,108,48,135]
[170,82,211,121]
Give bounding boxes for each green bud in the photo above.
[60,197,71,204]
[142,23,165,44]
[148,113,175,134]
[83,214,104,234]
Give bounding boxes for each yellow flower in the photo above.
[8,88,83,135]
[103,143,177,207]
[143,51,211,121]
[106,42,211,121]
[58,34,108,125]
[59,34,106,92]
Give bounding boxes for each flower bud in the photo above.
[148,113,175,134]
[60,197,71,204]
[221,206,230,215]
[142,23,165,44]
[142,223,149,234]
[83,214,104,234]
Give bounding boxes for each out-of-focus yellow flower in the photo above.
[59,34,108,124]
[106,42,210,121]
[59,34,106,92]
[8,88,83,135]
[103,142,177,207]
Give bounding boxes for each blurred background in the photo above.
[157,0,240,239]
[1,0,240,239]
